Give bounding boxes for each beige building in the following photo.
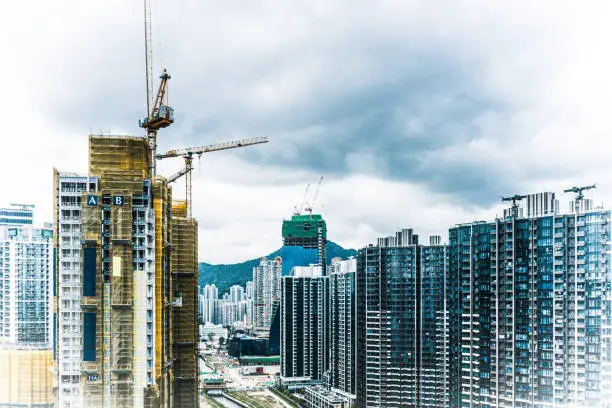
[0,348,54,407]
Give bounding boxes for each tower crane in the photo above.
[139,0,174,175]
[564,184,597,201]
[501,194,527,217]
[304,177,324,218]
[293,183,311,215]
[157,136,269,217]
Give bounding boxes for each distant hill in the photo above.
[198,241,357,295]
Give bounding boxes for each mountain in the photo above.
[198,241,357,295]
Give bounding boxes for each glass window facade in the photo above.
[448,205,611,408]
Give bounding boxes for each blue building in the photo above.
[448,192,612,408]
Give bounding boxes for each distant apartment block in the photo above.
[356,229,448,408]
[0,223,53,347]
[280,265,327,382]
[253,257,281,330]
[0,204,34,226]
[448,193,612,408]
[328,257,357,401]
[201,284,219,324]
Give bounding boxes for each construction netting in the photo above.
[89,135,151,187]
[0,349,54,406]
[152,177,172,384]
[171,216,198,408]
[172,200,188,218]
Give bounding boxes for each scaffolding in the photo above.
[0,349,54,407]
[83,136,153,408]
[170,205,198,408]
[55,135,199,408]
[89,135,151,185]
[152,177,173,408]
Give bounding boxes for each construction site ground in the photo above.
[200,350,295,408]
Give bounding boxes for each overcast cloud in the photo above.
[1,1,611,263]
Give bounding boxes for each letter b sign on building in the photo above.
[113,196,124,206]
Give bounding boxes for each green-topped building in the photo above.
[282,214,327,273]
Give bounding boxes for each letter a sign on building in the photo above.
[87,195,98,206]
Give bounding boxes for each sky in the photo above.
[1,1,611,263]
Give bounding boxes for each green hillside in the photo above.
[198,241,357,295]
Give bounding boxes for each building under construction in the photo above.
[0,348,54,407]
[282,214,327,271]
[53,135,198,408]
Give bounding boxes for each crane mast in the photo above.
[157,136,269,217]
[305,176,324,218]
[140,0,173,175]
[294,183,311,215]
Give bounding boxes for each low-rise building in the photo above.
[304,385,350,408]
[199,322,228,344]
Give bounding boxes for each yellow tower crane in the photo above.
[157,136,269,217]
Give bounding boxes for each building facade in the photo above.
[201,284,219,324]
[0,348,54,407]
[448,193,612,408]
[0,224,53,347]
[229,285,245,303]
[328,257,356,399]
[54,135,199,408]
[280,265,327,382]
[356,229,448,408]
[304,385,350,408]
[0,204,34,226]
[253,257,281,330]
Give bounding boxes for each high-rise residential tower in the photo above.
[0,211,55,408]
[356,229,448,408]
[229,285,245,303]
[54,135,199,408]
[280,265,327,382]
[0,224,53,347]
[201,284,219,324]
[328,257,357,401]
[253,257,281,330]
[448,192,612,408]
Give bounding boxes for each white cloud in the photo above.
[1,0,611,263]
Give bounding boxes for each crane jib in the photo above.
[155,136,269,160]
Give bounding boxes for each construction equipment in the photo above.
[502,194,527,207]
[139,0,174,175]
[293,183,311,215]
[564,184,597,201]
[157,137,269,217]
[501,194,527,218]
[304,177,324,218]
